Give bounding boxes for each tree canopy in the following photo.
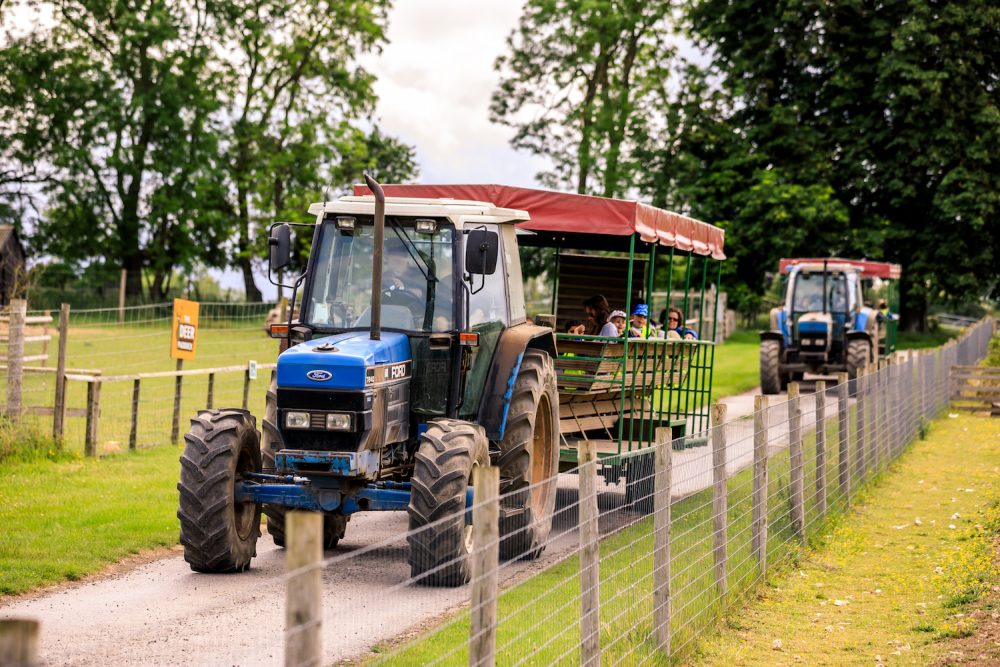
[0,0,418,301]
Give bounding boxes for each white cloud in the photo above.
[362,0,550,187]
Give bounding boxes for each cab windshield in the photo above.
[791,272,848,313]
[305,217,455,332]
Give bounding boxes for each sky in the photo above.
[248,0,547,299]
[362,0,549,188]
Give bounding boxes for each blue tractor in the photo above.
[176,176,559,585]
[759,258,901,394]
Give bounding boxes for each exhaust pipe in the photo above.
[364,172,386,341]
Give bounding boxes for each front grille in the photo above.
[309,413,327,429]
[278,388,370,412]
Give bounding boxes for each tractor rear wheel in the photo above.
[846,339,870,394]
[177,409,262,573]
[760,339,782,395]
[260,376,287,547]
[407,419,488,586]
[497,349,560,561]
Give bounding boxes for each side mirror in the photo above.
[269,224,292,272]
[465,229,499,275]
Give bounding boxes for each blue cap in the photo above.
[632,304,649,317]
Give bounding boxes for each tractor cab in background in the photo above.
[759,258,901,394]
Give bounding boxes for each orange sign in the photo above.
[170,298,200,360]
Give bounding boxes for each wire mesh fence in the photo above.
[266,315,994,667]
[0,300,278,454]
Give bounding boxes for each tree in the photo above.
[683,0,1000,328]
[491,0,674,196]
[0,0,231,300]
[214,0,417,300]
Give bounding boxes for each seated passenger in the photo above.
[564,319,585,335]
[629,304,656,338]
[610,309,628,336]
[666,306,698,340]
[583,294,618,337]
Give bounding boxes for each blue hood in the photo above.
[277,331,411,390]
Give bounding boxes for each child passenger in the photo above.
[610,310,628,336]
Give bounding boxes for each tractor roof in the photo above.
[351,183,725,259]
[307,196,529,225]
[780,257,902,279]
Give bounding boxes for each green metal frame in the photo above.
[553,235,723,463]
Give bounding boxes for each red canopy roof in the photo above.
[351,183,726,260]
[779,258,902,279]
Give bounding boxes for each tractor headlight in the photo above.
[326,413,352,431]
[285,411,310,429]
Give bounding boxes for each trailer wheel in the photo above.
[625,451,655,514]
[177,409,261,573]
[408,419,488,586]
[760,339,782,395]
[846,339,870,394]
[497,349,560,561]
[260,376,287,547]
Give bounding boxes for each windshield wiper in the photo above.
[388,219,434,282]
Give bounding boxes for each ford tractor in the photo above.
[759,258,901,394]
[177,175,559,585]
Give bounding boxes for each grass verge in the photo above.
[369,402,859,665]
[0,445,180,595]
[710,329,761,399]
[693,413,1000,664]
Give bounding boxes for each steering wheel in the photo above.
[383,286,424,314]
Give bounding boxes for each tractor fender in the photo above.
[760,330,785,346]
[478,323,557,441]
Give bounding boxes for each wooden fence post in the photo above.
[869,363,881,474]
[578,440,601,667]
[242,368,251,410]
[752,395,769,575]
[129,379,141,451]
[84,379,101,457]
[652,427,672,655]
[171,359,183,444]
[917,352,927,438]
[854,367,867,484]
[0,618,39,667]
[285,511,322,667]
[41,309,50,364]
[814,381,827,519]
[788,383,805,542]
[710,404,728,598]
[470,465,500,667]
[206,373,215,410]
[837,373,850,500]
[118,268,127,323]
[52,303,70,439]
[5,298,26,420]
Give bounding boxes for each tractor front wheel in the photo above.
[497,349,560,561]
[760,339,782,395]
[407,419,489,586]
[177,409,262,573]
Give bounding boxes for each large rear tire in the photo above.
[407,419,489,586]
[260,376,287,547]
[177,409,262,573]
[760,339,782,395]
[846,339,870,394]
[497,349,560,561]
